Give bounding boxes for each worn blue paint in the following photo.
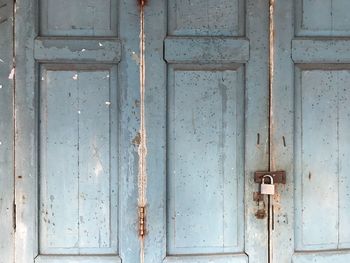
[272,0,350,262]
[0,0,14,263]
[8,0,349,263]
[144,0,269,263]
[14,0,140,262]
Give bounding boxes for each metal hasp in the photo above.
[138,206,146,238]
[254,170,286,184]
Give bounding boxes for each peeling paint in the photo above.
[131,51,140,65]
[8,68,15,79]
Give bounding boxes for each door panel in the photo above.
[294,68,350,251]
[15,0,140,262]
[272,0,350,262]
[145,0,270,262]
[39,66,118,254]
[40,0,118,36]
[166,66,245,255]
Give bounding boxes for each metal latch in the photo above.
[138,206,146,238]
[254,170,286,184]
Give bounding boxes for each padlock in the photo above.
[260,175,275,195]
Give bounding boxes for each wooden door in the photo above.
[14,1,141,262]
[144,0,270,262]
[271,0,350,262]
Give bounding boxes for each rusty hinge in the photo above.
[13,202,16,231]
[138,206,146,238]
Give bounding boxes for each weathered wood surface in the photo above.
[0,0,14,262]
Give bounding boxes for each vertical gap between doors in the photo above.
[268,0,276,262]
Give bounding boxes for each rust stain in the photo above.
[255,209,267,219]
[272,191,281,213]
[138,1,147,262]
[138,0,148,7]
[132,132,141,145]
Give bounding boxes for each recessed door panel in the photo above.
[272,0,350,262]
[167,67,244,255]
[40,0,118,36]
[39,66,118,254]
[168,0,244,36]
[15,0,140,262]
[296,0,350,36]
[294,68,350,251]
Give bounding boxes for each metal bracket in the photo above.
[254,171,286,184]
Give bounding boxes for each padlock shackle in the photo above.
[262,174,274,184]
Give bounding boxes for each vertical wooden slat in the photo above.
[143,0,167,261]
[40,70,80,251]
[118,1,142,262]
[15,0,38,261]
[78,71,111,248]
[0,0,14,262]
[245,0,270,262]
[270,0,295,261]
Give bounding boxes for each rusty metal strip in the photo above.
[138,1,147,263]
[268,0,276,262]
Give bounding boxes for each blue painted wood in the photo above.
[35,255,121,263]
[34,38,121,62]
[164,37,249,64]
[292,251,350,263]
[164,255,248,263]
[0,0,14,262]
[273,0,350,262]
[40,0,118,36]
[295,0,350,36]
[168,0,244,36]
[39,66,119,254]
[295,68,350,251]
[15,0,141,262]
[292,39,350,63]
[145,0,269,262]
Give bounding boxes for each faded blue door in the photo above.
[14,1,141,262]
[144,0,270,263]
[13,0,271,262]
[271,0,350,262]
[10,1,350,263]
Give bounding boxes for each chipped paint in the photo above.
[131,51,140,65]
[8,68,15,79]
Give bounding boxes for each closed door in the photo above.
[14,1,141,262]
[6,1,350,263]
[271,0,350,262]
[143,0,270,262]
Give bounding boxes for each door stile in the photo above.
[0,0,15,262]
[14,0,38,261]
[246,0,270,262]
[142,0,167,262]
[269,0,295,262]
[119,1,143,262]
